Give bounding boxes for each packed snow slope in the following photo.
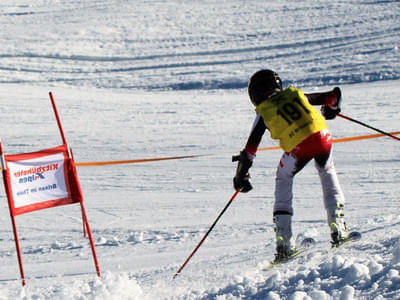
[0,1,399,299]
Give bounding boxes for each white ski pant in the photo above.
[273,130,345,215]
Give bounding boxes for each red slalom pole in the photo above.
[337,113,400,141]
[1,140,26,285]
[49,92,68,145]
[173,190,240,280]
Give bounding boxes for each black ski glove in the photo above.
[232,150,253,193]
[321,87,341,120]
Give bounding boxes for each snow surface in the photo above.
[0,1,399,299]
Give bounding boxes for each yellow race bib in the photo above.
[255,87,327,152]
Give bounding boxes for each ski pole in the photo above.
[337,113,400,141]
[172,190,240,280]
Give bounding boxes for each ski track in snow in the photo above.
[0,1,399,90]
[0,0,400,299]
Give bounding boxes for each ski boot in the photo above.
[327,203,349,247]
[273,213,297,262]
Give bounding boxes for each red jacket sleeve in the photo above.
[305,89,339,106]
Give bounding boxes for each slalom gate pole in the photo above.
[337,113,400,141]
[48,92,101,277]
[0,140,26,285]
[49,92,68,145]
[172,190,240,280]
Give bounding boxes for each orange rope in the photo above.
[75,154,211,167]
[258,131,400,152]
[1,131,398,170]
[332,131,400,143]
[258,146,281,151]
[76,131,399,166]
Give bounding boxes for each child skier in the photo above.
[233,69,349,262]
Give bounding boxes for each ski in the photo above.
[332,231,362,250]
[262,237,316,270]
[262,232,361,271]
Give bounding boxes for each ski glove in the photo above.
[232,150,253,193]
[321,87,341,120]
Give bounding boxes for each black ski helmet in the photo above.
[248,69,282,106]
